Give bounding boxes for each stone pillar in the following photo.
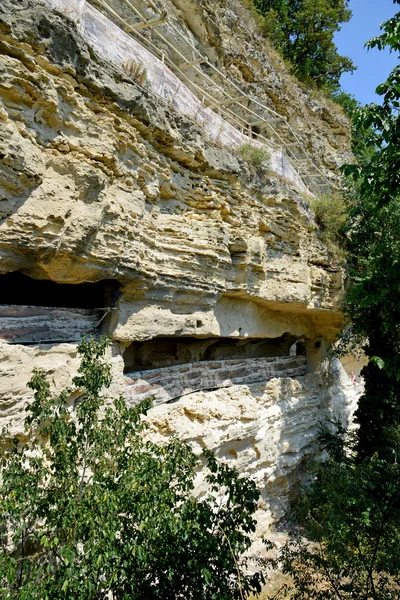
[305,336,326,372]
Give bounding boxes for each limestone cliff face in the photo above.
[0,0,358,534]
[165,0,353,179]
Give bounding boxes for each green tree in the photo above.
[254,0,355,89]
[330,89,377,161]
[0,337,264,599]
[267,6,400,597]
[343,0,400,460]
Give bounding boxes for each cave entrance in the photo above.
[0,272,120,344]
[0,272,120,309]
[123,333,300,372]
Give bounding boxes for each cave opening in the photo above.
[290,338,306,357]
[123,332,301,372]
[0,272,121,344]
[0,272,120,309]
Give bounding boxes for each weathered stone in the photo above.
[0,0,343,327]
[144,359,360,536]
[0,340,125,438]
[0,305,101,343]
[125,355,308,405]
[0,0,362,536]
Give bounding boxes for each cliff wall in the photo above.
[0,0,360,535]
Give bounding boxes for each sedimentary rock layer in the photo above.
[0,0,358,533]
[145,361,360,533]
[0,0,343,346]
[0,305,101,343]
[125,355,308,404]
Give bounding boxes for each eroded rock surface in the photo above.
[145,361,359,534]
[0,0,343,323]
[167,0,352,178]
[0,0,359,531]
[125,356,308,404]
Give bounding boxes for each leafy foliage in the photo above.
[330,88,360,118]
[253,0,355,89]
[330,89,377,161]
[0,337,264,599]
[342,0,400,460]
[268,9,400,598]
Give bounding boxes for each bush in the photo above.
[268,422,400,600]
[0,337,264,599]
[307,192,347,247]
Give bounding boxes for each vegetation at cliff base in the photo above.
[0,337,264,600]
[268,423,400,599]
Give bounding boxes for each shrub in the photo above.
[267,422,400,600]
[0,337,264,599]
[307,192,347,246]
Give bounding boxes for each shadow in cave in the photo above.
[0,272,121,344]
[0,271,120,309]
[123,332,300,372]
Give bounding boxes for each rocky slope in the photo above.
[0,0,359,535]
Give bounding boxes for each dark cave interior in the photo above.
[123,333,306,372]
[0,272,120,309]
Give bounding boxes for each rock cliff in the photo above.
[0,0,360,535]
[162,0,353,178]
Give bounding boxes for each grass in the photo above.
[307,88,349,118]
[121,59,147,87]
[237,0,267,29]
[308,193,347,240]
[306,192,348,259]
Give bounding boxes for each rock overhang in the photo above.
[0,0,357,535]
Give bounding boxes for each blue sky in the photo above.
[334,0,399,105]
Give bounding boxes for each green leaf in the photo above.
[0,336,263,598]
